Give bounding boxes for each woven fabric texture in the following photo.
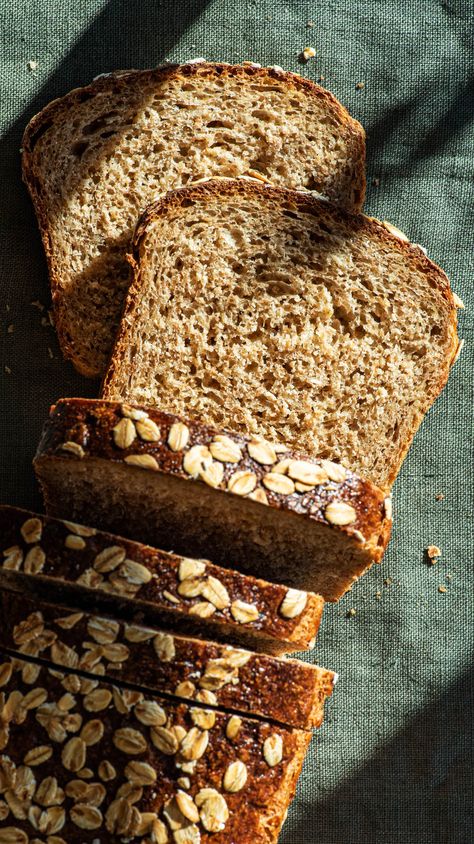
[0,1,472,842]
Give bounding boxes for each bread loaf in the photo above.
[0,505,323,654]
[33,399,392,601]
[102,179,459,489]
[22,61,365,376]
[0,652,310,842]
[0,589,336,730]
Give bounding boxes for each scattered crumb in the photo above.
[318,75,325,82]
[307,20,315,27]
[372,178,380,187]
[446,573,453,580]
[31,300,45,311]
[5,304,10,312]
[27,60,38,71]
[19,147,23,154]
[435,493,445,501]
[355,81,365,90]
[426,545,441,564]
[4,366,11,375]
[438,585,447,594]
[375,591,382,600]
[41,316,49,327]
[301,46,316,61]
[48,310,54,326]
[384,577,393,587]
[47,347,54,359]
[346,608,357,618]
[7,324,14,333]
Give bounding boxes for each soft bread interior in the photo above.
[26,65,364,374]
[104,186,456,488]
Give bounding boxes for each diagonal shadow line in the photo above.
[366,78,474,177]
[1,0,212,218]
[282,663,474,844]
[0,0,211,508]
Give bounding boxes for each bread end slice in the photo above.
[34,399,392,601]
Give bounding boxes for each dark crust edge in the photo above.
[103,178,459,488]
[33,398,392,561]
[0,504,324,652]
[21,62,366,377]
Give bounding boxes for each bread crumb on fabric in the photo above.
[30,300,45,311]
[375,590,382,600]
[301,47,316,62]
[346,608,357,617]
[435,493,445,501]
[27,59,38,71]
[384,577,393,587]
[372,177,380,187]
[426,545,441,564]
[438,585,447,593]
[355,81,365,90]
[4,366,11,375]
[7,324,14,334]
[307,20,315,27]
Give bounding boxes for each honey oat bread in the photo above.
[0,506,323,655]
[22,61,366,377]
[102,179,459,489]
[0,652,311,842]
[34,400,392,601]
[0,590,336,730]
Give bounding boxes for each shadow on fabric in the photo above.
[282,663,474,844]
[0,0,210,507]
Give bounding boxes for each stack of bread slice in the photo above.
[0,60,460,842]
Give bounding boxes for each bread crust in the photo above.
[103,178,459,488]
[0,589,335,730]
[21,62,366,377]
[33,398,392,600]
[0,651,311,842]
[0,505,323,654]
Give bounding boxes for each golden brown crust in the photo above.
[0,505,323,654]
[21,62,366,377]
[0,589,335,730]
[104,178,459,488]
[0,652,310,842]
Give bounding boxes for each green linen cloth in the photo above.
[0,1,472,841]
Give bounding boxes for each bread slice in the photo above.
[0,651,311,842]
[102,179,459,489]
[0,589,336,730]
[22,61,365,377]
[33,399,392,601]
[0,505,323,655]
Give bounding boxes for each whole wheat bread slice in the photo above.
[0,589,336,730]
[102,179,459,489]
[22,61,365,377]
[0,505,324,655]
[0,652,311,842]
[33,399,392,601]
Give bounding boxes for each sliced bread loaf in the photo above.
[102,179,459,489]
[0,652,311,842]
[0,589,336,730]
[33,399,392,601]
[0,506,323,655]
[22,61,365,377]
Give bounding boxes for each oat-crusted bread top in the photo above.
[0,652,311,842]
[34,399,392,601]
[0,589,336,730]
[102,180,459,489]
[22,61,365,377]
[0,505,323,655]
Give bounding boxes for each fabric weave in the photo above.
[0,2,472,841]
